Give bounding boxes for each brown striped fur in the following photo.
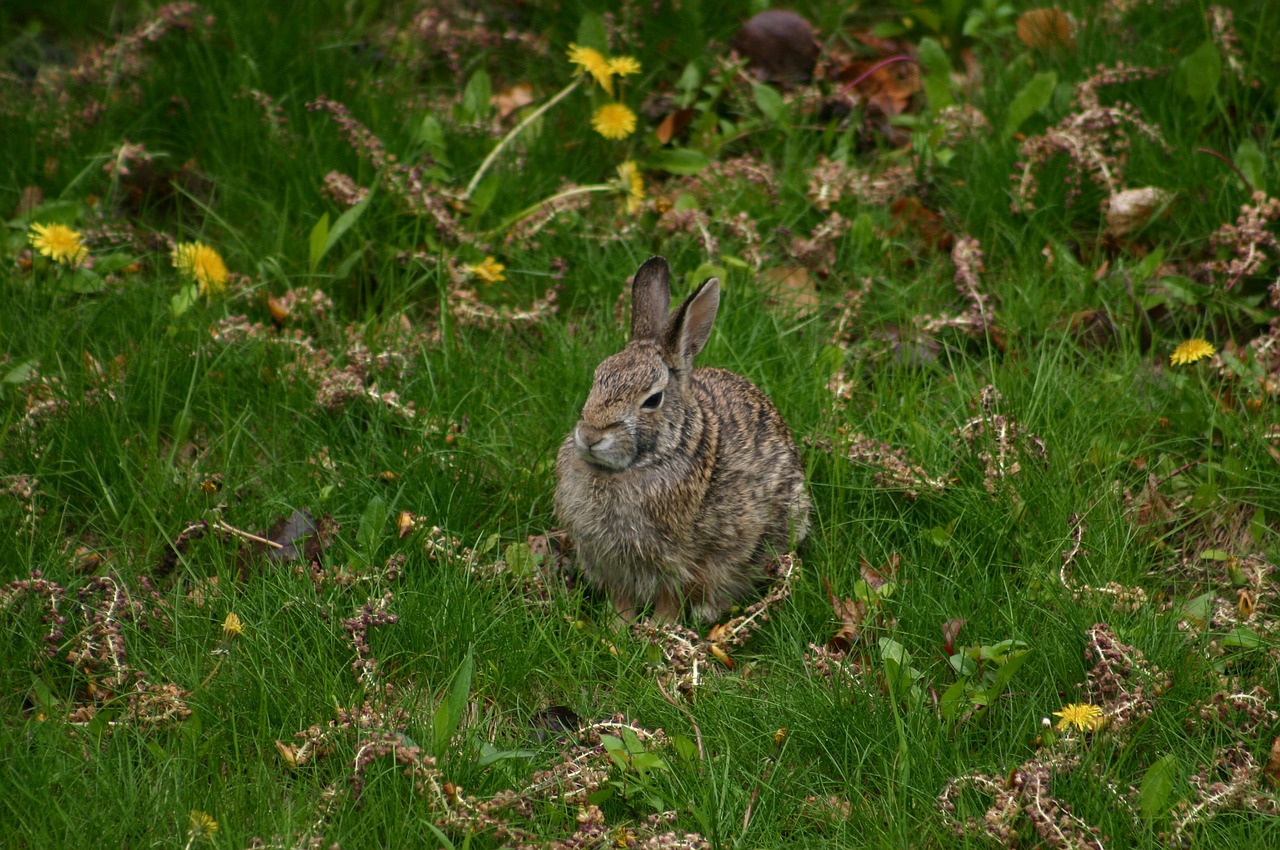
[554,256,811,623]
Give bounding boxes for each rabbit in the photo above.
[555,256,811,624]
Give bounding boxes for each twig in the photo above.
[464,77,583,199]
[838,55,915,96]
[1196,147,1253,195]
[741,757,777,833]
[211,520,283,549]
[1154,458,1205,488]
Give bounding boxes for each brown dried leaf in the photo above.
[860,553,899,590]
[266,293,290,326]
[1104,187,1173,238]
[275,739,298,768]
[709,642,736,669]
[889,197,954,251]
[492,82,534,120]
[823,576,868,652]
[1016,8,1076,51]
[835,59,919,119]
[1266,736,1280,787]
[14,185,43,218]
[759,266,819,318]
[655,108,695,145]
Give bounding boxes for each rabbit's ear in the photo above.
[631,256,671,342]
[666,278,720,363]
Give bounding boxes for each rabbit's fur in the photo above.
[555,256,810,623]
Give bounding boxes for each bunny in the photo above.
[555,256,811,623]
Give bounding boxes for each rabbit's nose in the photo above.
[575,424,611,452]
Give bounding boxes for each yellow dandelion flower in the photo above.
[592,103,637,140]
[1053,702,1106,732]
[187,809,219,840]
[616,160,645,214]
[29,222,89,267]
[1170,338,1216,366]
[172,242,229,297]
[466,256,506,284]
[607,56,641,78]
[222,612,244,640]
[567,43,614,93]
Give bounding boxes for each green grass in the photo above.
[3,1,1280,847]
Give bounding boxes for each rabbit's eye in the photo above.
[641,390,664,410]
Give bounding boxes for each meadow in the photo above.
[2,1,1278,847]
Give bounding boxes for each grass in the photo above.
[3,1,1279,847]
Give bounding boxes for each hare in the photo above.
[555,256,811,623]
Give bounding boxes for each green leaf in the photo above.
[1250,508,1268,543]
[356,494,389,560]
[1234,139,1266,191]
[433,647,474,758]
[575,12,607,50]
[1191,482,1219,509]
[1132,246,1166,282]
[1221,627,1262,649]
[4,358,39,384]
[948,653,977,677]
[992,649,1031,691]
[916,38,953,111]
[503,541,538,576]
[468,172,501,219]
[460,68,492,123]
[752,83,789,129]
[62,268,105,293]
[417,113,449,163]
[671,734,699,764]
[644,148,709,175]
[325,189,373,255]
[1178,591,1216,627]
[423,822,458,850]
[308,212,330,274]
[940,678,968,722]
[169,283,198,318]
[477,742,536,767]
[1003,71,1057,139]
[1139,754,1179,818]
[1181,41,1221,111]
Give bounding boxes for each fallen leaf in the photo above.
[266,293,290,325]
[759,266,819,318]
[14,185,43,218]
[835,58,920,119]
[655,108,695,145]
[265,509,321,562]
[709,643,735,669]
[1016,8,1076,51]
[1105,187,1173,237]
[860,553,900,590]
[823,576,868,652]
[275,739,298,768]
[1064,309,1117,350]
[1266,736,1280,787]
[492,82,534,120]
[397,511,418,538]
[889,197,954,251]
